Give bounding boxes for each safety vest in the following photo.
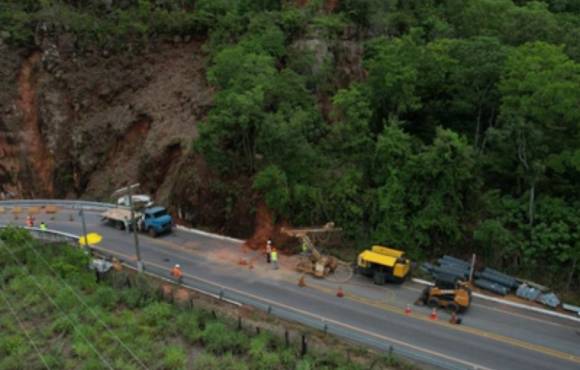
[40,224,47,231]
[302,242,308,252]
[171,266,183,278]
[271,251,278,262]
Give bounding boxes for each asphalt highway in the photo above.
[2,208,579,370]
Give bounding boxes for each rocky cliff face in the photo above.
[0,35,211,206]
[0,23,362,237]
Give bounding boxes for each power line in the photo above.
[0,242,114,370]
[0,288,51,370]
[20,238,149,370]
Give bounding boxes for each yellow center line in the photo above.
[306,282,580,365]
[472,301,571,328]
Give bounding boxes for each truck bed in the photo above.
[101,208,134,222]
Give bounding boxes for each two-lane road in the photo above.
[2,207,579,370]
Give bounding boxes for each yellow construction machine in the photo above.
[357,245,411,284]
[281,224,353,282]
[416,281,472,313]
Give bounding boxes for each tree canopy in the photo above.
[3,0,580,291]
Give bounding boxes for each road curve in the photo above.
[1,203,579,370]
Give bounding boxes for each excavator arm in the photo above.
[298,234,322,261]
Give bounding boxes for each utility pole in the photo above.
[469,253,476,283]
[79,208,88,245]
[113,183,143,272]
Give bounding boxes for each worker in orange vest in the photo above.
[266,240,272,263]
[170,264,183,284]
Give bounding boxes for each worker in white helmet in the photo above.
[170,264,183,284]
[266,240,272,263]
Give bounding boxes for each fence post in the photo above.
[284,329,289,347]
[301,334,308,357]
[256,326,261,335]
[238,316,242,330]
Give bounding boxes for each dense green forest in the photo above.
[2,0,580,291]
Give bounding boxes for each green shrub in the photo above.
[278,348,297,368]
[248,333,270,360]
[0,265,23,282]
[50,315,75,336]
[0,335,25,356]
[121,287,147,308]
[163,345,187,369]
[201,322,248,354]
[175,311,202,343]
[142,302,173,327]
[251,351,281,370]
[193,352,220,370]
[91,286,120,310]
[43,353,65,368]
[295,358,314,370]
[55,289,78,311]
[71,340,92,359]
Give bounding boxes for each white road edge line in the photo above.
[412,278,580,324]
[175,224,244,244]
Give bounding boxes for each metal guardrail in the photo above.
[0,200,473,370]
[0,199,119,211]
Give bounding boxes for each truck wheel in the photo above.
[447,303,460,313]
[148,228,157,238]
[427,297,439,308]
[116,221,124,231]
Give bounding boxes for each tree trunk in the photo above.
[474,105,482,151]
[528,183,535,227]
[566,256,577,292]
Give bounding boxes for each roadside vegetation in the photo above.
[2,1,579,295]
[0,228,407,369]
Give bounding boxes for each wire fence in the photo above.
[0,201,478,370]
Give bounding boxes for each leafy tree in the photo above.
[364,36,422,131]
[489,42,580,224]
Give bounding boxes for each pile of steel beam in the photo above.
[473,267,519,295]
[422,255,570,310]
[421,255,471,288]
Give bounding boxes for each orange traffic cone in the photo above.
[429,308,438,320]
[336,286,344,298]
[298,275,306,287]
[404,304,412,315]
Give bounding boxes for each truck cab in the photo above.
[139,206,172,237]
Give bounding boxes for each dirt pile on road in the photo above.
[243,202,295,253]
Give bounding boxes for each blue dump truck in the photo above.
[101,205,173,237]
